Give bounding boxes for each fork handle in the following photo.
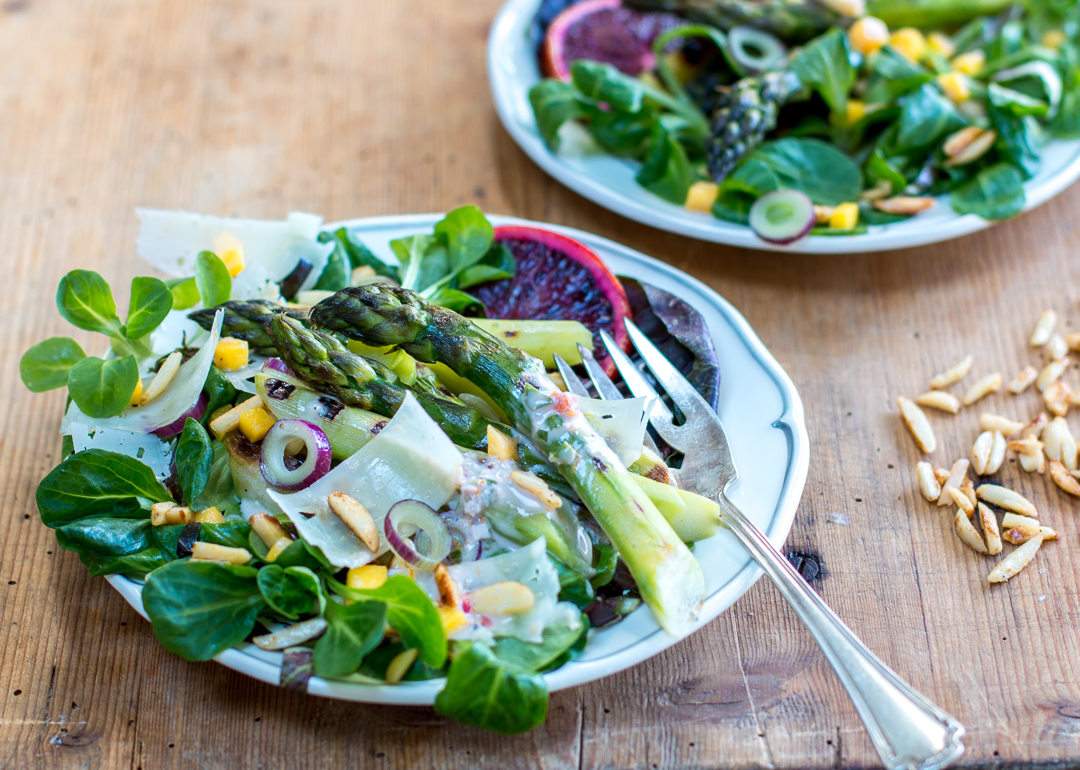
[717,494,965,770]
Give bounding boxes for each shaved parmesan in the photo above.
[69,423,173,480]
[61,311,223,434]
[268,393,462,569]
[580,395,653,466]
[135,209,333,295]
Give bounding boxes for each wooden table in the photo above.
[4,1,1080,767]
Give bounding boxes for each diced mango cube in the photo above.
[951,50,985,76]
[214,337,249,371]
[937,72,971,103]
[265,536,292,562]
[1042,30,1067,50]
[129,377,143,407]
[213,233,246,277]
[238,405,276,443]
[927,32,956,59]
[194,507,225,524]
[848,16,889,55]
[845,100,867,127]
[889,28,926,62]
[829,202,859,230]
[684,181,719,213]
[438,604,468,636]
[347,564,388,590]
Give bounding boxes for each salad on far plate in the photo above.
[528,0,1080,243]
[21,206,727,733]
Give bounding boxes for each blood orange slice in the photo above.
[540,0,684,81]
[471,225,632,375]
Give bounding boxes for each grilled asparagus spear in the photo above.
[310,285,705,637]
[189,301,309,355]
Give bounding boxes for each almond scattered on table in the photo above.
[1008,366,1038,394]
[963,373,1002,405]
[930,354,973,390]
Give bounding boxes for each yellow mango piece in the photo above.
[1042,30,1067,50]
[194,507,225,524]
[845,100,867,127]
[438,604,468,636]
[213,233,246,277]
[265,537,292,562]
[849,16,889,55]
[937,72,971,103]
[129,377,143,407]
[951,50,985,76]
[890,28,926,62]
[829,202,859,230]
[684,181,720,213]
[927,32,956,59]
[347,564,388,590]
[214,337,249,371]
[238,405,276,443]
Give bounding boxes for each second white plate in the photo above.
[487,0,1080,254]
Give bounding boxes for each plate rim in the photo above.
[106,212,810,705]
[486,0,1080,254]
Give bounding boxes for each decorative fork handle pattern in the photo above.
[717,493,966,770]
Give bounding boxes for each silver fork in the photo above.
[553,321,966,770]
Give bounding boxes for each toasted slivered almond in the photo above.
[985,431,1006,475]
[141,350,183,406]
[979,413,1023,437]
[987,534,1043,583]
[859,179,892,201]
[934,467,950,485]
[1021,412,1049,440]
[943,126,985,157]
[873,196,935,215]
[150,501,176,527]
[970,431,993,475]
[1031,310,1058,347]
[1066,332,1080,351]
[1050,459,1080,496]
[898,397,937,453]
[978,503,1002,555]
[976,484,1038,517]
[209,395,264,438]
[1008,438,1043,456]
[1019,451,1046,473]
[385,648,420,685]
[1043,381,1072,416]
[1047,334,1069,362]
[915,391,961,413]
[1040,526,1060,541]
[434,564,461,608]
[916,461,941,502]
[930,355,974,390]
[1001,522,1043,545]
[486,425,518,462]
[1042,417,1076,468]
[327,492,380,552]
[1008,366,1038,394]
[954,510,987,553]
[166,505,193,525]
[250,512,291,549]
[191,542,252,565]
[465,581,536,616]
[1036,359,1069,391]
[949,484,975,516]
[962,373,1002,406]
[813,205,836,224]
[1001,512,1041,530]
[1067,390,1080,406]
[943,128,997,166]
[510,470,562,509]
[937,459,970,508]
[960,477,977,508]
[253,617,328,651]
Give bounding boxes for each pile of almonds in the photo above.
[897,309,1080,584]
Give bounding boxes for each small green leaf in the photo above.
[791,28,855,116]
[570,60,645,113]
[56,269,123,338]
[175,419,214,506]
[434,642,548,733]
[20,337,86,392]
[67,355,140,419]
[125,276,174,340]
[166,277,201,310]
[457,264,512,289]
[636,123,694,205]
[951,162,1027,221]
[434,205,495,276]
[312,239,351,291]
[313,599,388,678]
[257,564,319,620]
[194,251,232,308]
[529,79,590,149]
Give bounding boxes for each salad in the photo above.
[529,0,1080,243]
[20,207,724,734]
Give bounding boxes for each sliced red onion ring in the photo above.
[152,392,209,439]
[384,500,452,571]
[262,358,295,377]
[260,419,332,491]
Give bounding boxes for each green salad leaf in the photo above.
[36,448,172,526]
[194,250,232,308]
[951,162,1026,220]
[166,277,201,310]
[529,79,590,149]
[80,547,166,578]
[492,620,587,675]
[175,418,214,506]
[20,337,86,392]
[570,60,646,113]
[723,138,862,206]
[257,564,320,620]
[143,560,265,661]
[313,599,388,678]
[434,642,548,734]
[54,515,155,557]
[56,269,124,338]
[67,355,140,419]
[201,366,238,428]
[320,227,400,281]
[791,28,855,116]
[125,276,174,340]
[892,84,968,155]
[636,122,694,205]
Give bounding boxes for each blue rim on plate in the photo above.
[106,214,810,704]
[487,0,1080,254]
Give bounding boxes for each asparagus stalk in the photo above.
[624,0,851,41]
[310,285,705,636]
[189,301,309,355]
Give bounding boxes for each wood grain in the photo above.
[3,0,1080,767]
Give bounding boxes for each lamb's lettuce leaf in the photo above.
[791,28,855,115]
[36,449,172,526]
[951,162,1026,220]
[434,642,548,734]
[20,337,86,393]
[312,599,387,678]
[722,138,861,206]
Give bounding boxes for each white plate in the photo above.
[106,213,810,704]
[487,0,1080,254]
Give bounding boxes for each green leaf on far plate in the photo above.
[20,336,86,392]
[950,162,1026,221]
[67,354,140,419]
